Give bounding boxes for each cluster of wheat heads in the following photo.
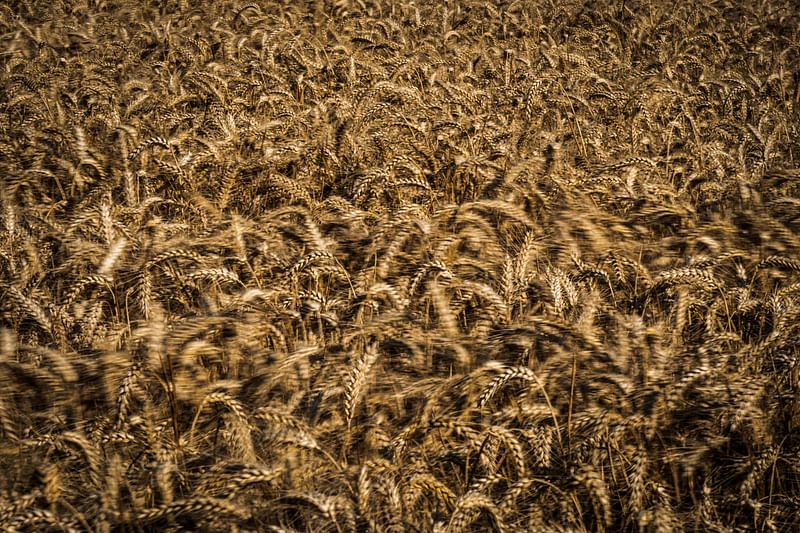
[1,0,799,531]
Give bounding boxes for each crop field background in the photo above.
[1,0,799,531]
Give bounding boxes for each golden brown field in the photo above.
[1,0,799,531]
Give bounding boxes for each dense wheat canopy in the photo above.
[1,0,799,531]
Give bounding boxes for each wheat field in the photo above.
[1,0,799,531]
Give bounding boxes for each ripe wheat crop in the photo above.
[1,0,799,531]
